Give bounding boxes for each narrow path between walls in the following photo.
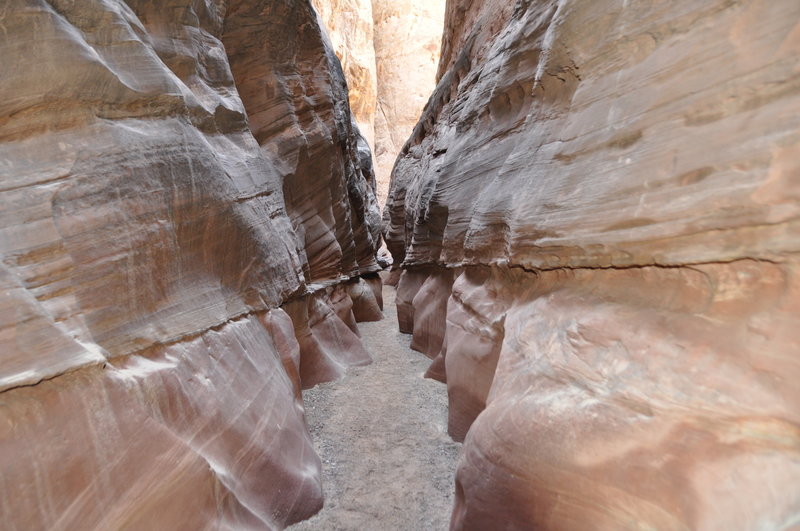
[290,282,461,531]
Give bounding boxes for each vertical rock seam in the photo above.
[386,0,800,529]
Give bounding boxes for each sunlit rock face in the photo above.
[310,0,445,206]
[371,0,445,207]
[1,0,380,528]
[386,0,800,528]
[310,0,378,148]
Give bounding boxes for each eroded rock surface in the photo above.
[1,0,380,528]
[386,0,800,529]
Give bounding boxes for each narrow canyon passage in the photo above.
[3,1,799,529]
[291,281,461,530]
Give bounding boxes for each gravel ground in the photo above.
[289,284,461,531]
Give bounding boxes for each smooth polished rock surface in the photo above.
[386,0,800,528]
[347,276,384,322]
[408,268,453,359]
[1,0,380,528]
[453,261,800,530]
[283,289,373,390]
[1,314,324,530]
[399,261,800,530]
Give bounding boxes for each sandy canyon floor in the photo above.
[290,284,461,530]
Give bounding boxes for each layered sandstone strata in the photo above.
[1,0,380,528]
[386,0,800,528]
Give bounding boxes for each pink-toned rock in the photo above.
[1,0,380,527]
[423,336,448,383]
[386,0,800,269]
[283,289,373,390]
[409,268,454,359]
[347,276,384,321]
[224,0,382,284]
[260,308,305,398]
[362,272,384,310]
[1,314,323,530]
[328,283,362,335]
[386,0,800,528]
[383,267,402,287]
[453,261,800,530]
[441,267,509,441]
[395,267,436,334]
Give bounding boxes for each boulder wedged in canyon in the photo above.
[1,0,381,528]
[385,0,800,528]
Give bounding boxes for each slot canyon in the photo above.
[1,1,799,530]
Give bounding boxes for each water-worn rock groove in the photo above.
[291,282,461,530]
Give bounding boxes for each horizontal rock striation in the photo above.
[1,0,381,528]
[386,0,800,529]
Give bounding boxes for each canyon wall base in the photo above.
[399,263,800,530]
[386,1,800,527]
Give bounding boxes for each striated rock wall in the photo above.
[387,0,800,528]
[1,0,381,528]
[224,0,382,284]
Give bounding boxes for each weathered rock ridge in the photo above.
[386,0,800,529]
[1,0,381,528]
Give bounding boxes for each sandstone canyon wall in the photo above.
[371,0,446,206]
[310,0,378,148]
[311,0,446,206]
[386,0,800,529]
[1,1,381,529]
